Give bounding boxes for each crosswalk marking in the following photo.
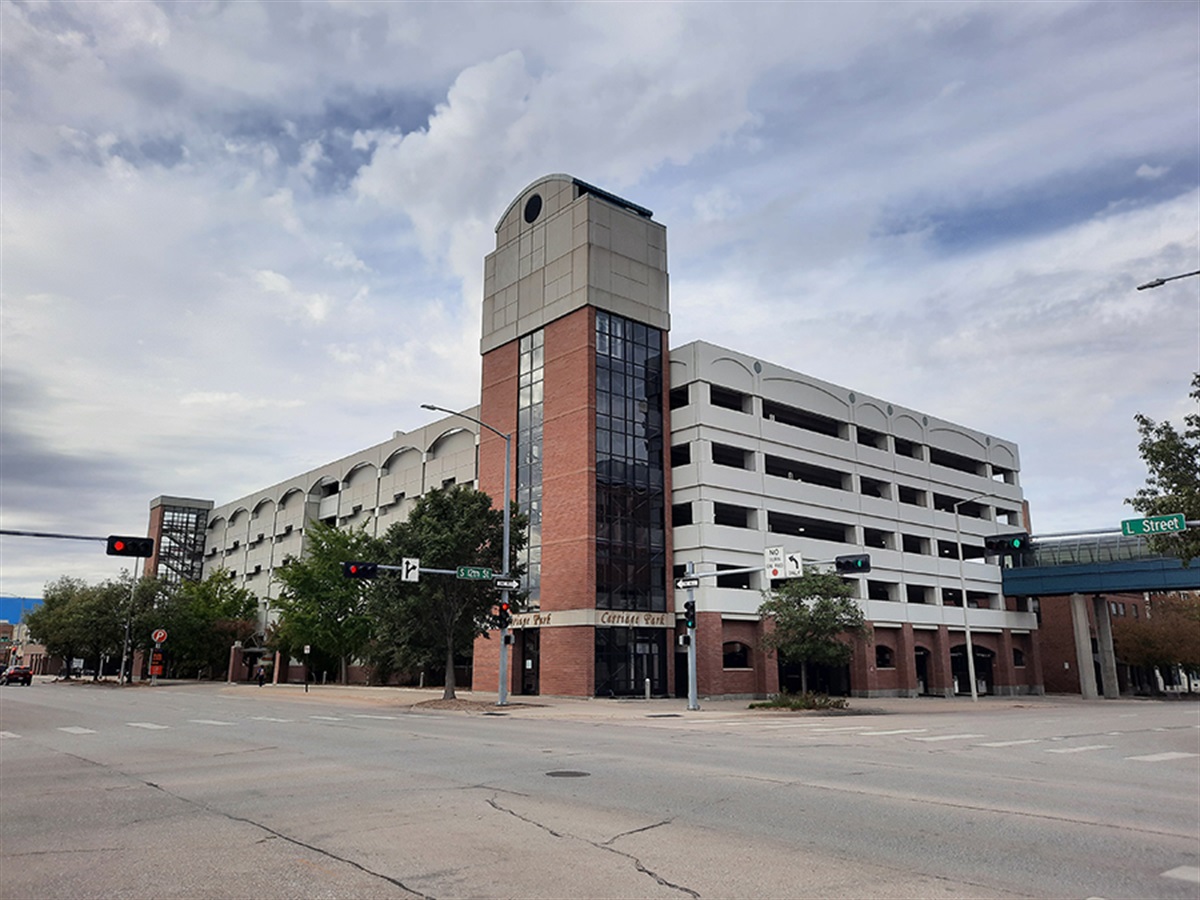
[859,729,928,736]
[127,722,169,730]
[1045,744,1110,754]
[309,715,343,721]
[1126,752,1198,762]
[250,716,293,722]
[978,739,1040,747]
[188,719,234,726]
[350,714,399,720]
[1162,866,1200,884]
[913,733,985,742]
[58,726,97,735]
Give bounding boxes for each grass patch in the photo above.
[749,692,849,711]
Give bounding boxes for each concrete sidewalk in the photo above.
[216,680,1115,721]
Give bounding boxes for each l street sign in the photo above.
[456,566,493,580]
[1121,514,1187,536]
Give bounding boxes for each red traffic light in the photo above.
[342,561,379,579]
[106,535,155,557]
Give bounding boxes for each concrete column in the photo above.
[1069,593,1098,699]
[1092,595,1120,699]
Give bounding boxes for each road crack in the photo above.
[487,796,698,898]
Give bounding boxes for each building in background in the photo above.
[162,174,1040,699]
[145,496,213,585]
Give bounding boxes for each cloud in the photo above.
[1,0,1197,596]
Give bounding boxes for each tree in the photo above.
[273,521,377,684]
[758,566,870,695]
[1113,591,1200,692]
[1127,372,1200,565]
[156,570,258,678]
[371,486,526,700]
[26,577,91,676]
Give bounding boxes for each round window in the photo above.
[524,193,543,224]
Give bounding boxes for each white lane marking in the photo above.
[859,729,928,736]
[1126,752,1199,762]
[309,715,343,721]
[1163,866,1200,884]
[350,714,399,720]
[0,731,21,739]
[249,716,293,722]
[188,719,234,726]
[58,726,97,735]
[978,739,1040,747]
[127,722,169,730]
[913,734,986,742]
[763,722,846,730]
[806,726,873,733]
[1045,744,1110,754]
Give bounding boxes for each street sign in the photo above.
[457,566,493,580]
[785,552,802,578]
[764,546,785,579]
[1121,514,1187,536]
[151,629,168,644]
[402,557,420,582]
[675,576,700,590]
[493,577,520,591]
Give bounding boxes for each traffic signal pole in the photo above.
[686,561,698,711]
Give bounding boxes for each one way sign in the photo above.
[402,558,420,582]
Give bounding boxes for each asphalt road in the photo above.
[2,682,1197,899]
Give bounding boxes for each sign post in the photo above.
[149,629,166,686]
[1121,514,1187,536]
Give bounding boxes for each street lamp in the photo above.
[952,492,990,702]
[421,404,512,706]
[1136,269,1200,291]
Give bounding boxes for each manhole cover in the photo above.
[545,770,590,778]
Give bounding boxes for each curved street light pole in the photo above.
[421,404,511,706]
[1136,269,1200,291]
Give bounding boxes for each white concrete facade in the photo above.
[668,340,1036,636]
[202,410,481,605]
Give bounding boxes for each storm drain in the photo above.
[545,770,591,778]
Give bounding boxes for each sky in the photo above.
[2,0,1198,602]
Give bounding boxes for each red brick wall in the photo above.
[540,308,596,614]
[539,626,594,696]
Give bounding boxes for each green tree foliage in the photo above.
[26,577,92,676]
[273,521,377,684]
[1113,592,1200,690]
[1127,372,1200,565]
[155,570,258,678]
[371,486,527,700]
[758,566,869,695]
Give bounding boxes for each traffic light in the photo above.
[985,533,1029,556]
[834,553,871,574]
[497,600,511,629]
[683,599,696,629]
[106,535,155,558]
[342,561,379,579]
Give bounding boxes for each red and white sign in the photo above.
[151,629,168,644]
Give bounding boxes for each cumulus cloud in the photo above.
[1,0,1197,595]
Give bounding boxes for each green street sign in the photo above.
[1121,514,1187,536]
[456,566,493,580]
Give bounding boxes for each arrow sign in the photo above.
[493,577,520,591]
[675,576,701,590]
[402,557,420,582]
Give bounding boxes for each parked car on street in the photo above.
[1,665,33,685]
